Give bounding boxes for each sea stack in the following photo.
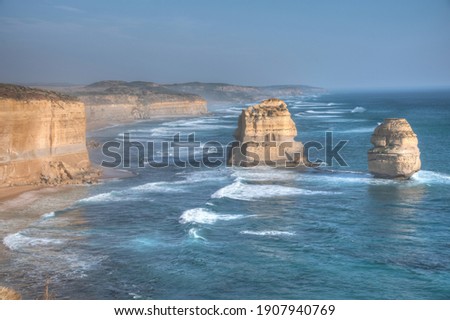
[368,118,421,179]
[0,84,99,186]
[229,98,304,167]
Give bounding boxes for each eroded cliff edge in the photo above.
[67,81,208,128]
[0,84,98,187]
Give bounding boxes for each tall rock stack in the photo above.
[230,98,304,167]
[368,118,421,179]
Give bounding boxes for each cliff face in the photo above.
[368,118,421,179]
[70,81,208,126]
[230,98,304,166]
[0,84,98,187]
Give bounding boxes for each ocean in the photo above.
[1,90,450,299]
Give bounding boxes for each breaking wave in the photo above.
[3,232,65,251]
[211,180,338,201]
[180,208,244,225]
[411,170,450,185]
[351,106,366,113]
[240,230,296,236]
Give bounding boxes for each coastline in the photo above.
[0,111,211,212]
[86,111,213,132]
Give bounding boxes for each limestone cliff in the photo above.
[230,98,304,166]
[68,81,208,127]
[368,118,421,179]
[0,84,98,187]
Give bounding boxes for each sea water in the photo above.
[1,90,450,299]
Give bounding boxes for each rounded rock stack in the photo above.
[368,118,421,179]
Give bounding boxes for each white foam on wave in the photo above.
[297,171,395,185]
[3,232,65,251]
[231,168,297,182]
[411,170,450,185]
[188,228,207,241]
[146,117,234,137]
[296,113,341,118]
[240,230,295,236]
[180,208,244,224]
[130,181,186,192]
[79,180,184,204]
[293,102,330,107]
[226,107,244,114]
[163,117,222,127]
[221,114,239,118]
[41,211,55,219]
[78,192,118,203]
[298,170,450,186]
[310,175,374,185]
[211,180,338,201]
[351,106,366,113]
[305,109,347,114]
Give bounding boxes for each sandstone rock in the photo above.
[0,84,99,186]
[230,98,304,166]
[368,118,421,179]
[0,286,21,300]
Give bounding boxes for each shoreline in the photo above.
[87,111,212,132]
[0,167,136,212]
[1,111,211,204]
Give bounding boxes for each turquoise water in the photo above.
[2,90,450,299]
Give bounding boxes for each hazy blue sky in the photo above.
[1,0,450,89]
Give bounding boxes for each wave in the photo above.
[179,208,244,225]
[79,181,183,204]
[305,110,347,114]
[297,171,394,185]
[351,106,366,113]
[211,180,338,201]
[411,170,450,185]
[298,170,450,186]
[130,181,186,192]
[295,113,341,118]
[292,102,330,107]
[231,167,297,182]
[240,230,295,236]
[141,117,234,137]
[226,107,244,114]
[41,211,55,219]
[149,126,234,137]
[188,228,207,241]
[3,232,65,251]
[78,192,119,203]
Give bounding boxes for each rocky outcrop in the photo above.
[368,118,421,179]
[229,98,304,166]
[68,81,208,127]
[0,84,99,187]
[0,287,21,300]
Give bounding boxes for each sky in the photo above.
[1,0,450,89]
